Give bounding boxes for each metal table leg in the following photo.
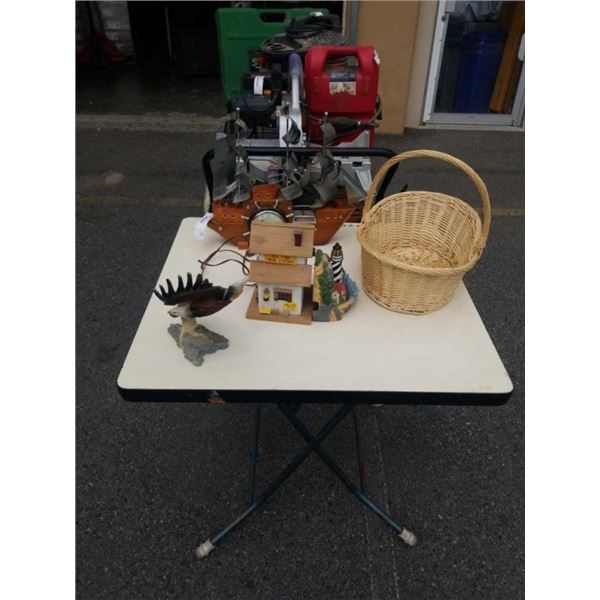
[278,403,416,547]
[247,404,261,506]
[195,402,356,558]
[352,409,367,493]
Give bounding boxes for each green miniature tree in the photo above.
[315,249,323,267]
[319,268,333,306]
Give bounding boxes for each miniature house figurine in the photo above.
[246,221,315,325]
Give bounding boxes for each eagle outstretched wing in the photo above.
[153,273,227,306]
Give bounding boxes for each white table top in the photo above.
[118,219,512,404]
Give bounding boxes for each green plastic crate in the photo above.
[216,7,329,102]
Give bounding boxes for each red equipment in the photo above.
[304,46,380,146]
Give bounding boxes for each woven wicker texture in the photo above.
[357,149,491,314]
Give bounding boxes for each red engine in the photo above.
[304,46,380,146]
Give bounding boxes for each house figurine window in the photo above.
[274,288,293,303]
[246,221,316,326]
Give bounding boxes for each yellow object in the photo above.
[358,150,491,315]
[259,306,272,315]
[264,254,297,265]
[283,301,297,312]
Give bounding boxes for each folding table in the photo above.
[117,219,513,558]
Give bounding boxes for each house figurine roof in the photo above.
[248,222,315,258]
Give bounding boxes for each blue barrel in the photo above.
[452,31,506,113]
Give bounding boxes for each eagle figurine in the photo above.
[153,272,244,341]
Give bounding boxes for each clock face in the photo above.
[251,209,286,224]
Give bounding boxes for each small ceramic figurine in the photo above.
[153,272,245,365]
[312,243,358,322]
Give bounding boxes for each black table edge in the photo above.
[117,382,512,406]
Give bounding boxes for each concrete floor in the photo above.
[77,63,224,117]
[76,111,524,598]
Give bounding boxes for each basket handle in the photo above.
[362,149,492,249]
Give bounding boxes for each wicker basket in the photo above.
[357,149,491,314]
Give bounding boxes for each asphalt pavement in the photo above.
[76,123,524,600]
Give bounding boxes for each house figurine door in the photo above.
[246,222,315,325]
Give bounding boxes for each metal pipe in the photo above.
[279,403,407,537]
[247,404,261,506]
[201,149,215,209]
[348,0,360,46]
[352,409,367,493]
[237,146,396,158]
[288,53,303,114]
[199,402,356,551]
[164,4,173,63]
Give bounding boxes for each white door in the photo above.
[423,1,524,126]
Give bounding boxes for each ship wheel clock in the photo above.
[209,184,295,249]
[249,206,288,225]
